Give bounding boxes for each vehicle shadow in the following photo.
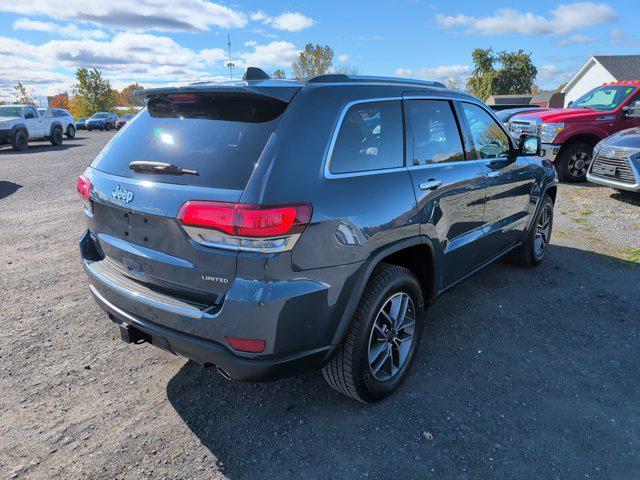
[0,143,84,154]
[611,190,640,207]
[166,245,640,479]
[0,181,22,200]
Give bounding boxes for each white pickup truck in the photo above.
[0,104,65,151]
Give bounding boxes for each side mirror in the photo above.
[623,101,640,118]
[519,135,541,156]
[24,113,34,119]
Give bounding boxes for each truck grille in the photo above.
[508,120,539,139]
[590,146,638,185]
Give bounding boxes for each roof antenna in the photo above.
[226,33,235,80]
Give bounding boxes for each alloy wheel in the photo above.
[535,204,552,257]
[367,292,416,381]
[568,151,591,178]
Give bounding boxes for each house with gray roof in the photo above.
[561,55,640,106]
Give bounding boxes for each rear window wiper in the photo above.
[129,161,199,176]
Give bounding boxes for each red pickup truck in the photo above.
[508,81,640,182]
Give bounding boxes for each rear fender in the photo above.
[48,121,62,137]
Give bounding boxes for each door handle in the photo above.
[487,170,503,179]
[419,179,442,191]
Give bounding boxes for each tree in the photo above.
[333,65,359,75]
[68,95,90,119]
[121,83,144,106]
[443,77,462,90]
[530,84,540,95]
[557,82,568,92]
[272,69,287,79]
[50,93,69,109]
[466,48,537,100]
[292,43,334,78]
[13,82,33,105]
[73,68,116,115]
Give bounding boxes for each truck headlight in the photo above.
[592,139,604,159]
[540,123,565,143]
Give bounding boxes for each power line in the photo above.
[226,33,235,80]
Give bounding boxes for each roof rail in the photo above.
[304,74,446,89]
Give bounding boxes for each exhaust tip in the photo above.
[216,366,232,380]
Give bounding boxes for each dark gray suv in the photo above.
[78,69,557,402]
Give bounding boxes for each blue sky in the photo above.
[0,0,637,103]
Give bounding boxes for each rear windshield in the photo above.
[92,113,108,118]
[91,94,286,189]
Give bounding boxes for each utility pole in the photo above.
[226,33,235,80]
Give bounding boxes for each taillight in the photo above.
[177,201,312,252]
[77,175,93,213]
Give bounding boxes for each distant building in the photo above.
[530,90,565,108]
[561,55,640,106]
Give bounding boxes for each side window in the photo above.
[461,103,511,159]
[405,99,465,165]
[329,100,404,174]
[25,107,37,119]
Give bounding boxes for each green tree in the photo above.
[557,82,568,92]
[73,68,115,115]
[13,82,33,104]
[121,83,144,106]
[333,65,359,75]
[292,43,334,78]
[466,48,537,100]
[272,69,287,79]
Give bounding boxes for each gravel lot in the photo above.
[1,132,639,479]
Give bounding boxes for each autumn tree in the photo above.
[272,69,287,79]
[466,48,537,100]
[13,82,33,105]
[292,44,334,78]
[73,68,115,115]
[50,93,70,109]
[333,65,359,75]
[68,95,90,119]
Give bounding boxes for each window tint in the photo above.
[25,107,38,118]
[406,100,465,165]
[329,101,403,174]
[461,103,511,159]
[91,96,287,189]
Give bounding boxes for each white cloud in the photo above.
[554,34,596,46]
[610,29,640,46]
[436,2,617,36]
[338,54,350,63]
[0,0,247,32]
[244,40,257,47]
[250,11,314,32]
[13,18,56,32]
[240,41,300,68]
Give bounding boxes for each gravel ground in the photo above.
[1,132,639,479]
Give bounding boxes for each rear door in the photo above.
[403,96,487,287]
[86,91,291,305]
[458,101,537,254]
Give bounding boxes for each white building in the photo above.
[561,55,640,107]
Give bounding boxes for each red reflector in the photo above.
[226,336,266,353]
[177,201,312,238]
[167,94,196,102]
[77,175,92,200]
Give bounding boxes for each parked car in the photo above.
[508,81,640,182]
[489,104,542,112]
[76,118,87,130]
[78,68,557,402]
[42,108,77,138]
[115,113,135,130]
[496,107,547,126]
[87,112,118,131]
[587,125,640,193]
[0,104,65,150]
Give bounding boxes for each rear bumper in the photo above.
[541,143,561,162]
[90,284,329,381]
[79,230,360,381]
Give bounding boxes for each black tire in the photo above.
[106,123,111,131]
[66,124,76,138]
[11,130,28,151]
[556,142,593,182]
[322,264,425,403]
[512,194,554,267]
[50,126,63,146]
[88,127,92,131]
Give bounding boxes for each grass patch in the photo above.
[555,230,572,239]
[620,247,640,263]
[571,217,587,224]
[581,209,594,216]
[559,210,568,215]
